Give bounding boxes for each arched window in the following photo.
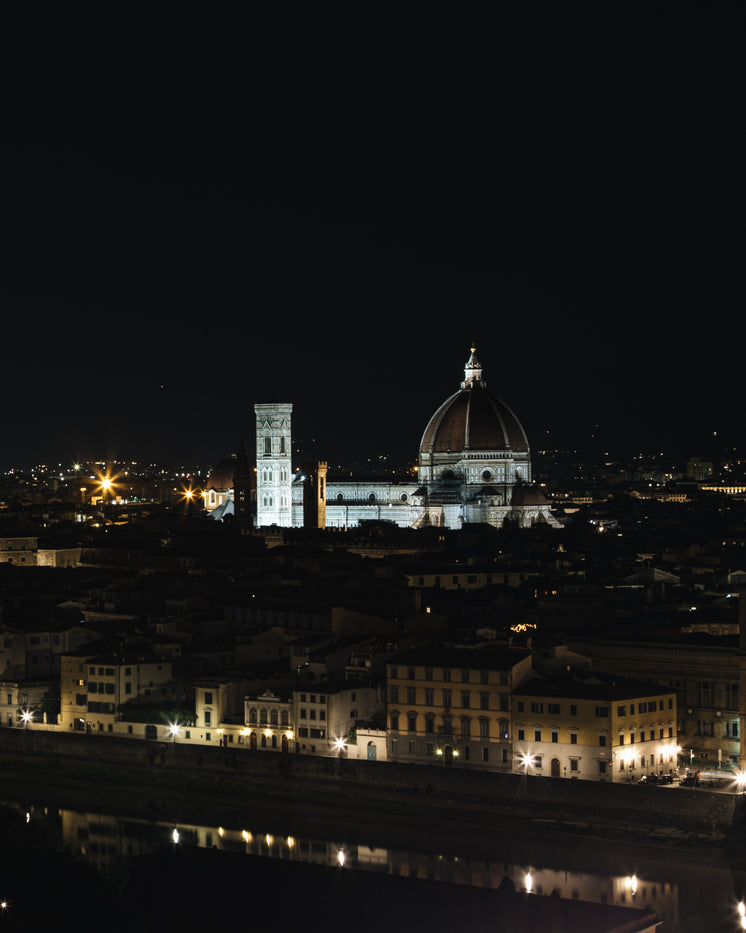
[281,710,288,726]
[461,716,471,738]
[498,718,509,739]
[260,709,268,725]
[390,711,399,731]
[270,709,278,726]
[249,708,257,724]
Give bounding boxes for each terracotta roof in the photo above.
[420,383,529,455]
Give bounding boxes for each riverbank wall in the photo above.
[0,727,741,840]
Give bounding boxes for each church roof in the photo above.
[205,455,236,491]
[419,348,529,455]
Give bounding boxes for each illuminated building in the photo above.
[225,348,559,531]
[386,647,533,769]
[512,673,678,783]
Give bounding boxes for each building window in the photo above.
[407,687,416,704]
[479,718,489,738]
[443,690,452,709]
[425,689,434,706]
[426,743,434,757]
[390,712,399,731]
[407,667,416,680]
[407,713,417,733]
[570,705,577,716]
[204,692,213,705]
[390,686,399,703]
[534,730,542,742]
[425,714,434,734]
[482,747,489,762]
[570,759,579,772]
[531,702,543,714]
[461,691,470,708]
[408,741,415,755]
[551,731,559,743]
[517,727,525,741]
[425,669,433,681]
[548,703,560,715]
[599,733,607,747]
[443,669,451,682]
[461,717,470,738]
[595,706,608,718]
[617,705,626,717]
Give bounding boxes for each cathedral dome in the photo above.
[419,348,529,456]
[206,455,237,491]
[511,484,549,507]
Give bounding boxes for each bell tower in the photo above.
[254,402,293,527]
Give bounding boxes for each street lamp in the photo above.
[334,737,347,758]
[519,752,533,774]
[735,772,746,795]
[20,710,33,730]
[168,722,180,749]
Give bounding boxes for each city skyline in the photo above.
[3,9,743,471]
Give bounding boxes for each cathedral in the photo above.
[207,348,558,530]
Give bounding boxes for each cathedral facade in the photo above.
[250,348,558,531]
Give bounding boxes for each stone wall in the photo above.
[0,728,736,834]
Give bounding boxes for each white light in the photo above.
[338,849,345,867]
[525,871,533,893]
[172,828,180,844]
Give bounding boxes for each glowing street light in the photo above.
[334,737,347,758]
[519,752,534,774]
[736,772,746,794]
[168,722,180,751]
[20,710,33,730]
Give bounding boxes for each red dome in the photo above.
[206,456,236,491]
[420,382,529,455]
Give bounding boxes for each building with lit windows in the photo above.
[59,647,176,734]
[244,689,294,752]
[386,646,533,769]
[512,673,678,783]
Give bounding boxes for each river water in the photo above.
[5,794,746,932]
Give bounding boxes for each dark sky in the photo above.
[2,8,744,471]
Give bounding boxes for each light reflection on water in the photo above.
[13,802,746,931]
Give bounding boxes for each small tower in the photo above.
[303,461,328,529]
[254,402,293,527]
[232,436,254,531]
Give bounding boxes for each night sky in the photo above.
[2,8,744,472]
